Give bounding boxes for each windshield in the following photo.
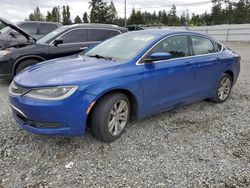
[0,26,11,34]
[37,26,69,44]
[85,33,156,61]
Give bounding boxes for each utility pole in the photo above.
[185,9,189,30]
[124,0,127,27]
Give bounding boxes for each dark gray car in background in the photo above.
[0,18,61,50]
[0,23,127,79]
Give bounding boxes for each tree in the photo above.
[161,10,168,25]
[89,0,108,23]
[211,0,223,25]
[46,7,60,22]
[129,8,145,25]
[46,12,52,22]
[83,12,89,23]
[29,7,44,21]
[62,5,72,25]
[106,1,118,23]
[168,5,179,26]
[74,15,82,23]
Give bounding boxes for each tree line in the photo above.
[27,0,250,26]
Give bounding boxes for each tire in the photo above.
[15,59,40,75]
[91,93,130,142]
[211,73,233,103]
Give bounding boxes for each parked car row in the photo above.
[6,28,240,142]
[0,18,241,142]
[0,17,127,78]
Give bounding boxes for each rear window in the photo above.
[212,41,222,52]
[39,23,58,35]
[191,36,217,55]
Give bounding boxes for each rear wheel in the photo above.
[15,59,40,75]
[211,73,233,103]
[91,93,130,142]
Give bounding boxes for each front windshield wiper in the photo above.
[87,54,113,61]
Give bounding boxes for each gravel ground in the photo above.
[0,42,250,188]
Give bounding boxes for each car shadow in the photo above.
[0,79,12,86]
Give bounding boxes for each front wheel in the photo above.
[91,93,130,142]
[15,59,40,75]
[211,73,233,103]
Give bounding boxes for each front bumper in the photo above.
[9,92,96,136]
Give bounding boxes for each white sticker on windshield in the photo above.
[134,36,154,41]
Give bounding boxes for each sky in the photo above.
[0,0,213,22]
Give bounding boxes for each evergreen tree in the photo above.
[168,5,179,26]
[74,15,82,23]
[62,5,72,25]
[83,12,89,23]
[46,7,60,22]
[89,0,108,23]
[106,1,118,23]
[29,7,44,21]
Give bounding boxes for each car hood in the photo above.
[0,33,9,49]
[14,55,121,88]
[0,17,36,43]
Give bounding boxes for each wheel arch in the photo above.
[12,55,46,75]
[86,88,139,128]
[224,70,234,82]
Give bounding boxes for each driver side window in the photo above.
[150,35,190,59]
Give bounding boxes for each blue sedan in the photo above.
[9,30,240,142]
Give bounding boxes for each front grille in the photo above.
[9,82,29,96]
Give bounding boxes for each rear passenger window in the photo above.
[19,23,37,35]
[212,41,222,52]
[111,30,121,37]
[88,29,112,42]
[39,24,58,35]
[150,35,189,59]
[59,29,87,43]
[191,36,217,55]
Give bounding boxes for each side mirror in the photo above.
[9,30,19,38]
[143,52,173,63]
[53,39,63,46]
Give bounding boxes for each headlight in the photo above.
[0,50,11,56]
[24,86,78,100]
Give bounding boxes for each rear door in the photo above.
[48,28,88,59]
[188,35,224,97]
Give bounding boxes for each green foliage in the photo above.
[62,5,72,25]
[46,7,60,22]
[29,7,44,21]
[26,1,250,27]
[83,12,89,23]
[89,0,118,23]
[74,15,82,24]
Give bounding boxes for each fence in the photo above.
[143,24,250,42]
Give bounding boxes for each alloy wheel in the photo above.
[218,77,232,101]
[108,100,129,136]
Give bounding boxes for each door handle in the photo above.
[80,46,88,50]
[184,62,191,66]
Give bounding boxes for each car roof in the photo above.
[63,23,127,31]
[17,21,62,26]
[134,29,204,36]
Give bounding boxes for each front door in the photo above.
[142,35,197,115]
